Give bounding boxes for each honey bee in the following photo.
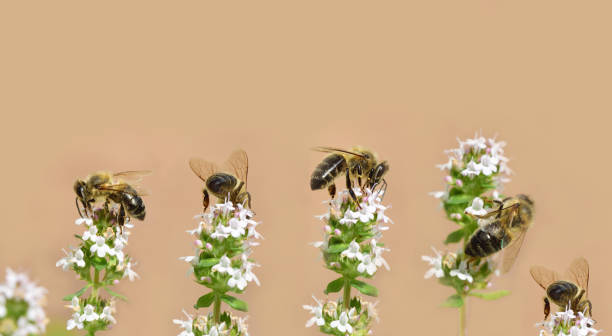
[530,257,592,319]
[189,149,251,213]
[309,146,389,203]
[74,171,150,227]
[464,194,534,273]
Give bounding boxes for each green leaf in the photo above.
[442,294,464,308]
[91,257,107,271]
[469,290,510,300]
[62,285,90,301]
[327,244,349,253]
[324,277,345,294]
[446,194,473,205]
[221,294,248,312]
[104,287,127,301]
[444,228,464,244]
[350,279,378,297]
[198,258,219,268]
[194,292,216,308]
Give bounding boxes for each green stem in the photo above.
[213,293,221,324]
[459,295,467,336]
[343,278,351,310]
[92,269,100,299]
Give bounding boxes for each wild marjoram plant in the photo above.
[424,133,531,336]
[304,187,391,336]
[0,268,48,335]
[56,210,139,335]
[175,200,262,336]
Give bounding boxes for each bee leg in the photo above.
[327,184,336,199]
[493,200,504,218]
[203,189,210,213]
[346,168,361,208]
[544,297,550,320]
[118,204,126,234]
[76,197,85,218]
[584,300,593,317]
[377,179,388,200]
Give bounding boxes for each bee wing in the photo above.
[312,146,366,158]
[113,170,152,183]
[97,183,149,196]
[565,257,589,295]
[499,226,528,273]
[224,149,249,187]
[189,158,220,183]
[530,265,561,290]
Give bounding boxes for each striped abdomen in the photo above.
[310,154,347,190]
[547,281,578,307]
[121,186,146,220]
[465,221,511,258]
[206,173,238,198]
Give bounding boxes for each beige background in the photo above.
[0,1,610,335]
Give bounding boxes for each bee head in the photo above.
[73,180,87,201]
[516,194,534,222]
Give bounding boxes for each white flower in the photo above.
[123,261,139,281]
[90,236,112,258]
[0,296,6,318]
[357,255,377,275]
[465,197,487,217]
[461,160,482,178]
[479,154,498,176]
[179,255,197,266]
[173,310,195,336]
[56,248,85,270]
[204,323,226,336]
[247,221,263,240]
[100,306,116,324]
[429,190,448,199]
[82,225,98,241]
[538,307,600,336]
[227,217,247,238]
[187,221,206,236]
[436,157,454,170]
[67,312,84,330]
[211,225,230,240]
[330,310,353,334]
[241,255,260,286]
[303,296,325,327]
[461,135,487,152]
[212,255,233,274]
[75,217,93,226]
[67,296,80,311]
[341,240,364,260]
[215,199,235,215]
[371,239,390,271]
[450,261,473,283]
[422,247,444,279]
[79,304,99,322]
[227,269,248,290]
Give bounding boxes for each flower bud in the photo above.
[194,240,203,248]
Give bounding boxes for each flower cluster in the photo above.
[537,307,600,336]
[306,188,391,335]
[56,208,139,334]
[173,310,249,336]
[0,269,47,336]
[177,200,262,336]
[424,134,512,310]
[303,296,378,336]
